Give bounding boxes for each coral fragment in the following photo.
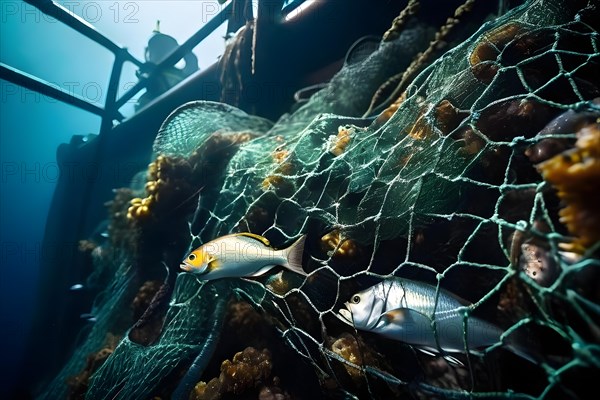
[320,230,361,259]
[537,123,600,252]
[190,347,273,400]
[329,126,354,156]
[469,22,525,84]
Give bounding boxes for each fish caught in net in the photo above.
[40,0,599,399]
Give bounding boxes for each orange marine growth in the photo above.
[126,154,195,222]
[262,150,294,193]
[329,126,353,156]
[536,123,600,252]
[469,22,525,84]
[272,146,290,164]
[374,94,405,126]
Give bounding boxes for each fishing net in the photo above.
[40,0,599,399]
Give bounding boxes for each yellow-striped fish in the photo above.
[180,233,307,280]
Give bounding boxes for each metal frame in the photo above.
[0,0,234,135]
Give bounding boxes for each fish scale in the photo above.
[382,279,467,319]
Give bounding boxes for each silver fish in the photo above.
[180,233,307,280]
[338,278,518,363]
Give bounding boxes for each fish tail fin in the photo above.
[282,235,308,276]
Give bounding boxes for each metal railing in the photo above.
[0,0,234,135]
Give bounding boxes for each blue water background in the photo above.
[0,1,226,394]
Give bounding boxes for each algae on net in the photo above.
[41,0,600,399]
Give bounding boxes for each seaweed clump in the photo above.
[131,280,163,320]
[536,119,600,253]
[66,334,120,400]
[330,333,385,383]
[127,154,196,224]
[105,130,257,266]
[190,347,289,400]
[128,280,171,346]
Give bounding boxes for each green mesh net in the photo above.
[40,0,599,399]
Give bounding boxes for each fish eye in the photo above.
[188,254,196,261]
[351,295,361,304]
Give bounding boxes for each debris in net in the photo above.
[66,334,120,400]
[525,107,598,164]
[475,98,554,142]
[509,220,564,287]
[518,242,561,286]
[537,117,600,253]
[328,126,355,156]
[320,229,362,259]
[190,347,282,400]
[330,332,387,383]
[127,154,196,223]
[127,280,170,347]
[365,0,479,117]
[469,22,525,84]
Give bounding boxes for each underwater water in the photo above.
[1,1,225,397]
[0,24,103,399]
[2,0,600,399]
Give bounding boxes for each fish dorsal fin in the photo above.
[237,232,271,246]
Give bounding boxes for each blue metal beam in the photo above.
[23,0,143,67]
[0,62,124,120]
